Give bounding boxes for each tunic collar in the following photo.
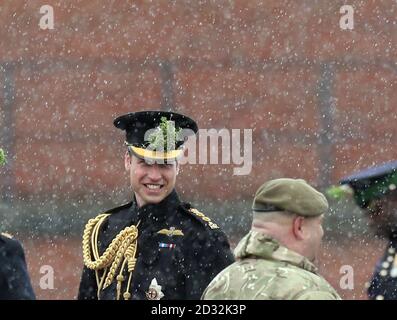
[132,189,181,227]
[234,230,318,274]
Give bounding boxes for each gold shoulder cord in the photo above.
[82,213,140,300]
[189,208,219,229]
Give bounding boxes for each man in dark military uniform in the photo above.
[0,148,35,300]
[77,111,234,300]
[0,233,36,300]
[340,161,397,300]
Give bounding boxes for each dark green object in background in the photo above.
[0,148,6,166]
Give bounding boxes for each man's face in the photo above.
[366,192,397,238]
[125,153,179,207]
[302,215,324,263]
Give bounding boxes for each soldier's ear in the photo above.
[292,216,305,240]
[125,151,132,171]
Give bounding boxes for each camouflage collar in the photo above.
[234,230,318,274]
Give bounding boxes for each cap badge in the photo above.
[148,117,182,151]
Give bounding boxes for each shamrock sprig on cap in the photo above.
[148,117,182,151]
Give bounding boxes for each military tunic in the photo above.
[78,190,234,300]
[0,234,36,300]
[202,230,341,300]
[368,234,397,300]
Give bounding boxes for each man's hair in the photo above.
[126,148,179,166]
[252,210,297,224]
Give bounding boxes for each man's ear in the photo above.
[292,216,305,240]
[125,151,131,171]
[367,200,383,217]
[176,161,180,175]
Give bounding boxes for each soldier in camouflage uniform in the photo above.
[202,178,341,300]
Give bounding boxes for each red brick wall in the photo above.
[1,1,395,61]
[1,0,396,200]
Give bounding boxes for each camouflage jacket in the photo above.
[202,230,341,300]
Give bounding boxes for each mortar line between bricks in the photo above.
[159,60,175,111]
[1,58,396,73]
[0,64,16,202]
[317,63,336,188]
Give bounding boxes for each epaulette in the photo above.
[181,204,220,230]
[1,232,13,239]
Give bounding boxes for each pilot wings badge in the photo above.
[157,227,184,237]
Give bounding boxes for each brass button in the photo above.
[380,270,388,277]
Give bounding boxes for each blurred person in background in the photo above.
[0,148,35,300]
[340,161,397,300]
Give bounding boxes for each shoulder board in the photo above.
[1,232,13,239]
[104,201,133,214]
[181,204,220,230]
